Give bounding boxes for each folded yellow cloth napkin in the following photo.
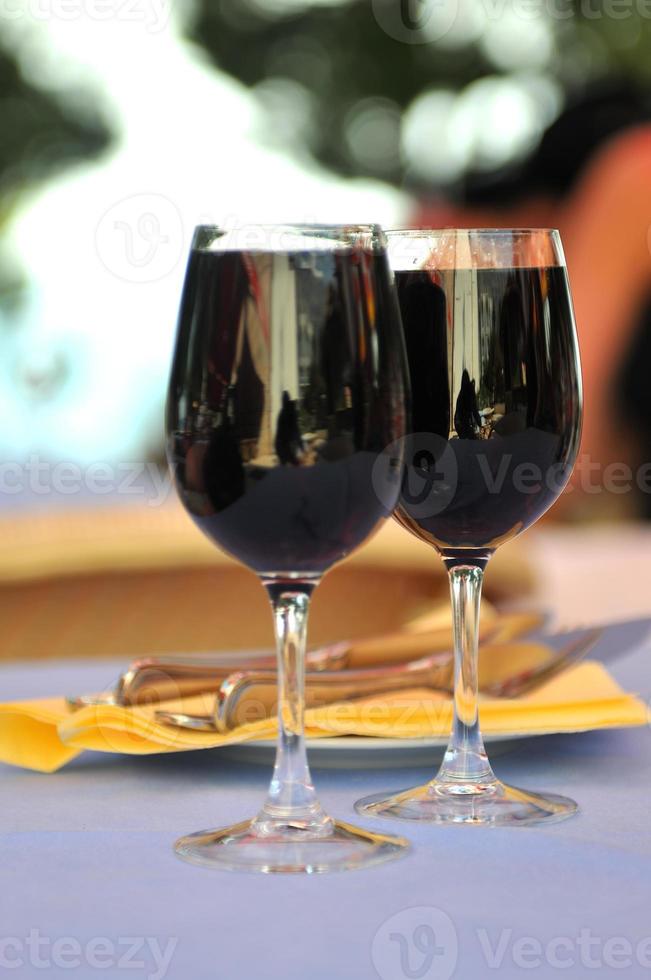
[0,661,646,773]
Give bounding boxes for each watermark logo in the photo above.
[372,0,459,44]
[95,193,184,283]
[373,432,458,518]
[372,906,458,980]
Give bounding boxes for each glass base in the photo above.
[174,818,409,873]
[355,778,578,827]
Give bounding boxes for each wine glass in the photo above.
[356,228,583,826]
[166,224,410,871]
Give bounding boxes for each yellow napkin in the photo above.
[0,661,646,773]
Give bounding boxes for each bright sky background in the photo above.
[0,3,408,465]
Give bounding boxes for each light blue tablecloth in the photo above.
[2,622,651,980]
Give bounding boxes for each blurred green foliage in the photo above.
[186,0,651,189]
[0,47,109,197]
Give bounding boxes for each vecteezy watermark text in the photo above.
[0,0,172,32]
[0,931,177,978]
[372,434,651,520]
[0,457,172,507]
[478,928,651,970]
[2,449,651,510]
[373,907,651,977]
[373,0,651,45]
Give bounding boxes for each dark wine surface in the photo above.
[167,246,407,575]
[394,266,582,560]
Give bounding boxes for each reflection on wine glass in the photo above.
[166,224,410,871]
[356,228,583,826]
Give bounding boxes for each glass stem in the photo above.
[252,580,333,837]
[435,562,497,788]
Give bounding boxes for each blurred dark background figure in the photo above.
[397,273,450,440]
[454,369,482,440]
[203,389,246,514]
[275,390,304,465]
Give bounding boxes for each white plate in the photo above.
[220,732,534,769]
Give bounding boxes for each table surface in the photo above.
[3,529,651,980]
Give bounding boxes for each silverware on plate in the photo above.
[66,612,545,711]
[155,629,602,734]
